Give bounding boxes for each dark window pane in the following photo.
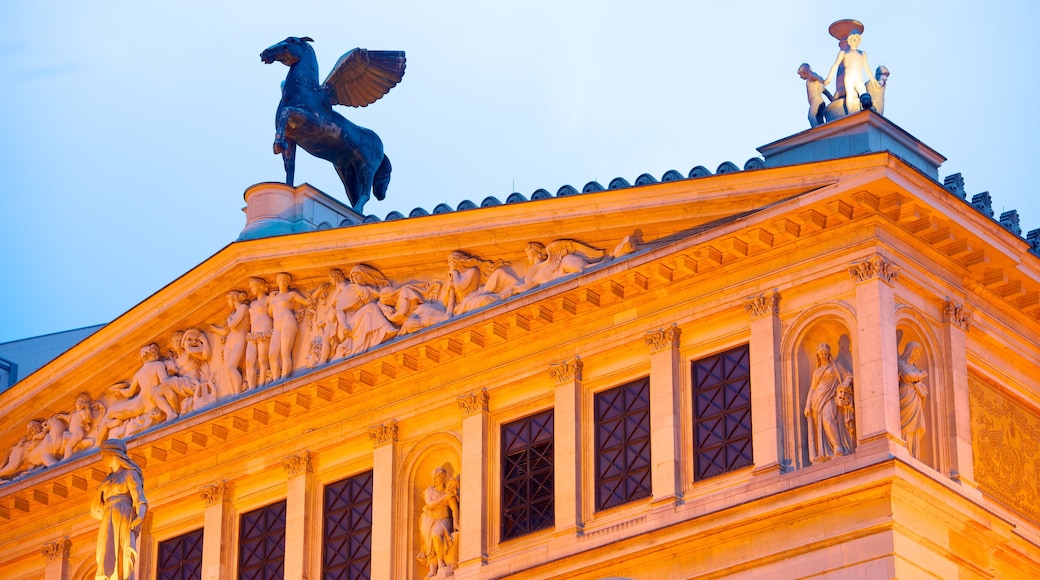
[595,377,653,511]
[239,500,287,580]
[501,408,554,541]
[157,528,204,580]
[322,470,373,580]
[692,344,753,481]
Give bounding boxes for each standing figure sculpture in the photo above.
[261,37,406,213]
[92,439,147,580]
[210,290,250,395]
[797,63,833,127]
[268,273,310,381]
[418,468,459,578]
[245,278,274,390]
[897,341,928,459]
[823,20,879,115]
[804,342,856,463]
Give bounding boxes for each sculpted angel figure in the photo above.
[804,342,855,463]
[898,342,928,458]
[445,250,519,317]
[331,265,397,359]
[209,290,250,394]
[267,272,311,381]
[517,240,605,292]
[92,439,147,580]
[245,277,274,389]
[379,282,448,335]
[418,468,460,578]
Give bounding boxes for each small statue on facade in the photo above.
[418,467,459,578]
[92,439,147,580]
[804,342,856,463]
[897,342,928,459]
[797,63,833,127]
[801,20,889,126]
[823,19,878,116]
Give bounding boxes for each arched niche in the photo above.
[782,303,857,470]
[399,432,461,580]
[895,307,942,470]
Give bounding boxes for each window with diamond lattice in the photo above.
[238,500,287,580]
[157,528,203,580]
[322,470,373,580]
[691,344,753,481]
[595,377,652,511]
[501,408,554,541]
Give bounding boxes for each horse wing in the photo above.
[323,48,406,108]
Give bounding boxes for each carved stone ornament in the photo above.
[457,389,490,415]
[368,420,398,446]
[281,451,311,476]
[549,356,583,383]
[848,255,898,283]
[199,480,231,506]
[41,538,71,562]
[743,290,781,318]
[645,324,682,352]
[943,298,972,331]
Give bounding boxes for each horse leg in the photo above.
[334,162,360,210]
[282,141,297,186]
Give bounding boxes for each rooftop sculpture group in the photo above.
[799,19,889,127]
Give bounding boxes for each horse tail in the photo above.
[373,155,391,201]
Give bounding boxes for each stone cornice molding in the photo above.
[943,298,972,331]
[743,290,781,318]
[281,451,312,476]
[41,538,70,562]
[199,480,231,506]
[368,420,398,447]
[645,324,682,352]
[458,389,490,415]
[848,255,898,284]
[549,356,583,383]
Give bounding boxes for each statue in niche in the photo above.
[897,342,928,459]
[797,63,833,127]
[516,240,605,292]
[418,467,459,578]
[822,19,879,116]
[58,392,105,460]
[209,290,250,394]
[245,277,274,390]
[804,342,855,463]
[99,344,179,441]
[379,283,449,335]
[331,265,397,359]
[260,37,405,212]
[92,439,147,580]
[267,273,310,381]
[445,250,519,317]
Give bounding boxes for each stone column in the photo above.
[941,298,975,486]
[550,357,583,535]
[282,451,314,580]
[368,420,398,580]
[41,538,71,580]
[645,324,683,504]
[849,256,902,446]
[744,290,783,471]
[456,389,490,571]
[199,480,234,580]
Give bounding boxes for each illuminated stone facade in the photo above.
[1,112,1038,579]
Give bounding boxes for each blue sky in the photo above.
[2,1,1037,342]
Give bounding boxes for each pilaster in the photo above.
[282,451,314,580]
[941,297,976,487]
[199,480,234,580]
[457,389,490,571]
[550,357,583,535]
[645,324,683,503]
[744,290,783,471]
[849,256,901,445]
[368,420,398,580]
[41,538,71,580]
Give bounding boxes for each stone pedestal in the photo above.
[239,182,363,241]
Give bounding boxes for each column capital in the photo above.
[645,324,682,352]
[458,389,490,415]
[743,290,781,318]
[943,297,972,331]
[848,255,898,284]
[41,538,70,563]
[199,480,231,506]
[368,420,399,447]
[281,451,312,476]
[549,356,583,383]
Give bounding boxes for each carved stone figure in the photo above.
[445,251,518,317]
[517,240,605,291]
[418,468,459,578]
[898,341,928,459]
[260,37,406,212]
[92,439,147,580]
[823,20,879,115]
[868,65,889,115]
[379,283,448,335]
[209,290,250,394]
[332,265,397,359]
[0,420,52,479]
[305,281,338,367]
[268,273,310,381]
[797,63,833,127]
[100,344,179,441]
[59,392,104,460]
[246,278,274,390]
[162,329,219,412]
[804,342,855,463]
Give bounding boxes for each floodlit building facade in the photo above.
[1,112,1038,579]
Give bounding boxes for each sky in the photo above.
[1,1,1037,343]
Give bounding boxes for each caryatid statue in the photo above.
[261,37,406,213]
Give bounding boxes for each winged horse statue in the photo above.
[261,37,406,212]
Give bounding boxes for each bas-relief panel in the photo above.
[968,376,1040,523]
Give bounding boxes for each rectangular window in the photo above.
[239,500,287,580]
[322,470,374,580]
[157,528,203,580]
[691,344,753,480]
[501,408,554,541]
[595,377,652,510]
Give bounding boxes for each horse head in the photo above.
[260,36,316,67]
